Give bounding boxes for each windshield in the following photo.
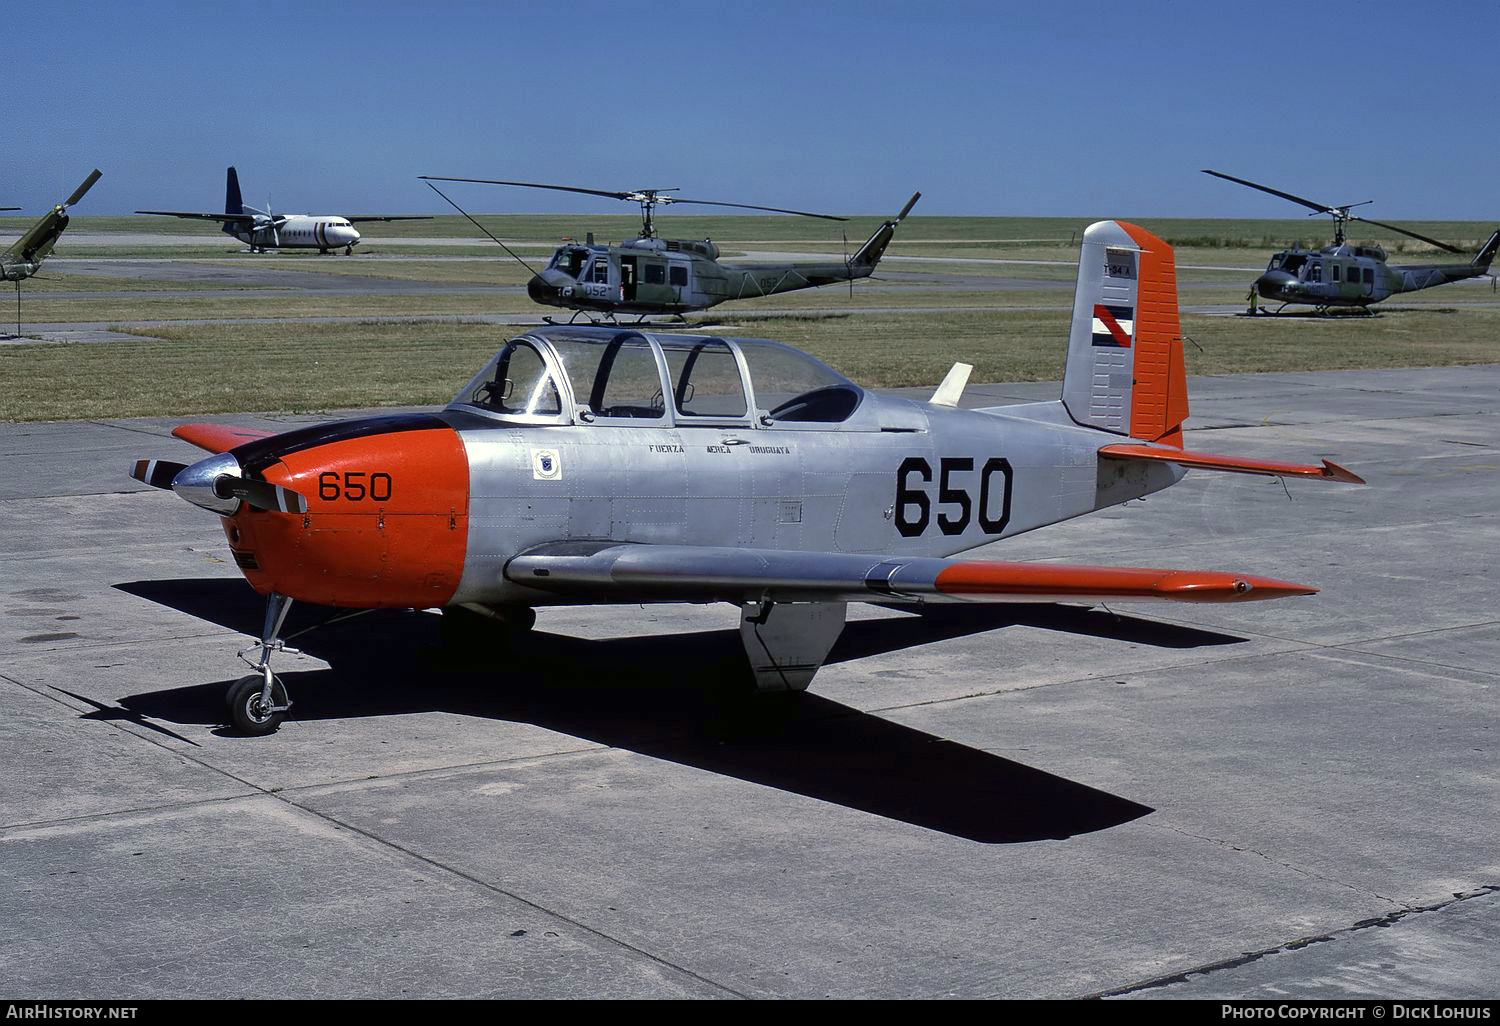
[549,247,590,278]
[452,339,562,417]
[735,339,862,423]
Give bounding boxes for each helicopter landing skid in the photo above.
[1238,304,1379,319]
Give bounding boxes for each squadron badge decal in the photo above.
[532,448,562,481]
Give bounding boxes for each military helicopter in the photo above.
[420,175,920,322]
[1,169,102,336]
[1203,170,1500,315]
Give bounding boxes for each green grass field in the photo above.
[1,214,1497,421]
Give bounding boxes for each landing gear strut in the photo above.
[228,592,295,735]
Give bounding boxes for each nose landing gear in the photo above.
[228,592,295,735]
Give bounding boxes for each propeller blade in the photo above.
[1352,216,1467,255]
[220,477,308,514]
[1201,169,1338,215]
[664,197,848,221]
[419,176,638,202]
[65,169,103,208]
[130,458,188,490]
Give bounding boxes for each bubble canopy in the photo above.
[449,328,863,425]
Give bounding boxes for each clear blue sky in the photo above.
[5,0,1497,220]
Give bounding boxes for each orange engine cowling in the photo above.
[221,420,469,608]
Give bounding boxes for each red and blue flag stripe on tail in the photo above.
[1092,304,1134,347]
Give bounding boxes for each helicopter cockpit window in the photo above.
[736,339,863,424]
[658,338,748,419]
[1279,253,1307,275]
[551,248,590,278]
[1307,261,1323,283]
[550,335,666,421]
[1331,264,1341,283]
[454,340,562,417]
[590,257,610,284]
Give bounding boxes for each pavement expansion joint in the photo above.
[1086,885,1500,1000]
[1142,820,1406,909]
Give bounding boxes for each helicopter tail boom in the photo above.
[849,192,921,269]
[1471,230,1500,270]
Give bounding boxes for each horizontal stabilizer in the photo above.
[172,423,275,454]
[1099,443,1364,484]
[505,542,1316,605]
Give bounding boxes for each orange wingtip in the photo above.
[933,563,1318,603]
[1099,443,1365,484]
[172,423,275,454]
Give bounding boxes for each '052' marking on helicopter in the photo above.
[894,457,1013,538]
[317,471,394,502]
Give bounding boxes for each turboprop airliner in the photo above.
[137,167,430,254]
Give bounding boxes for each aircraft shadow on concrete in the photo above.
[110,578,1242,844]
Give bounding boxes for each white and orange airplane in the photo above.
[131,220,1363,734]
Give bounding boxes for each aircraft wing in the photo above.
[505,542,1315,605]
[135,210,258,224]
[172,423,275,453]
[344,216,434,222]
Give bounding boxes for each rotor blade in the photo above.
[1201,169,1337,215]
[221,477,308,514]
[130,458,188,490]
[422,181,541,276]
[664,197,848,221]
[65,169,103,208]
[419,176,636,202]
[1352,216,1467,255]
[0,208,20,212]
[896,191,922,222]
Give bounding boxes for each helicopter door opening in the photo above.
[620,256,637,302]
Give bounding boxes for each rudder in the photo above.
[1060,220,1188,448]
[225,166,244,216]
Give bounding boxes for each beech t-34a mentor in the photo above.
[130,220,1364,735]
[137,167,430,254]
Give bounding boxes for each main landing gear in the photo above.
[227,592,296,735]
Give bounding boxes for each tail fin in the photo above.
[850,191,920,268]
[1472,229,1500,270]
[1060,220,1188,448]
[1,169,101,266]
[225,166,244,216]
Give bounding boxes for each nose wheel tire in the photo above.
[227,673,289,735]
